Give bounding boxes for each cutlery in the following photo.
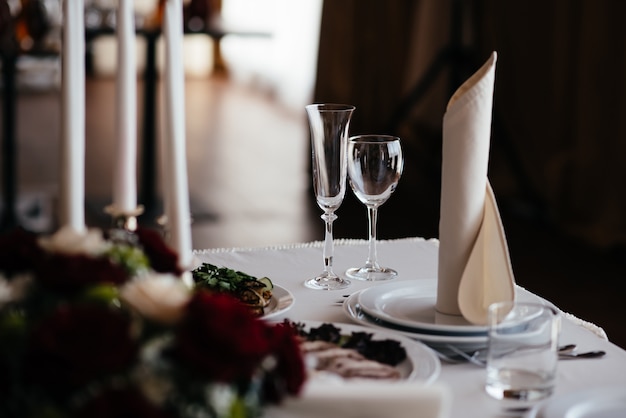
[436,345,484,366]
[558,344,577,354]
[434,350,481,365]
[333,294,352,305]
[558,350,606,359]
[439,344,604,366]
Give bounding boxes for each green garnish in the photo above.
[191,263,274,316]
[191,263,273,292]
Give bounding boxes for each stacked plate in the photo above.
[342,279,488,354]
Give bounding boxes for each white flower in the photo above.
[0,273,32,306]
[37,226,110,256]
[120,274,191,324]
[205,383,238,417]
[134,341,175,407]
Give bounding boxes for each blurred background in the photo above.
[1,0,625,347]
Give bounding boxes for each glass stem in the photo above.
[321,211,338,276]
[366,206,380,269]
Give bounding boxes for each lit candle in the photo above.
[60,0,86,232]
[162,0,193,269]
[112,0,138,213]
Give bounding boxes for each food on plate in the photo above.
[191,263,273,316]
[325,356,402,379]
[291,321,407,380]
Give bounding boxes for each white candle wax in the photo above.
[60,0,86,232]
[162,0,193,269]
[113,0,138,213]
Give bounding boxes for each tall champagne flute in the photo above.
[346,135,403,281]
[305,103,355,290]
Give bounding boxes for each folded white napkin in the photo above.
[436,51,515,325]
[265,380,451,418]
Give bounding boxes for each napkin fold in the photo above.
[436,51,516,325]
[265,380,451,418]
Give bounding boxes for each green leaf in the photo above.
[229,397,248,418]
[106,244,151,276]
[79,284,119,305]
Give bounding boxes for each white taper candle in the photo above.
[113,0,138,213]
[60,0,86,232]
[162,0,193,269]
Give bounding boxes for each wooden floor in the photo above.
[5,72,626,350]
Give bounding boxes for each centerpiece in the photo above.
[0,226,305,418]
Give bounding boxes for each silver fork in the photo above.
[437,343,602,366]
[442,344,486,366]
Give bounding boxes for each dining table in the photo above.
[193,237,626,418]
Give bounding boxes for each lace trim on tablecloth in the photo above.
[192,236,437,255]
[513,284,608,341]
[561,311,608,340]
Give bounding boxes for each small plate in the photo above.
[263,284,295,319]
[527,386,626,418]
[357,280,487,336]
[294,319,441,384]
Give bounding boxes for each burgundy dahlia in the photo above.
[76,387,175,418]
[0,228,44,278]
[25,304,137,390]
[173,291,272,382]
[261,321,306,403]
[34,252,130,291]
[134,227,182,275]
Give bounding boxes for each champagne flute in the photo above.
[346,135,404,281]
[305,103,355,290]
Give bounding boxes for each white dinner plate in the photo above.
[358,280,487,336]
[294,320,441,384]
[343,292,488,354]
[263,284,295,319]
[526,386,626,418]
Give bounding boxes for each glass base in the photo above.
[486,369,554,401]
[304,272,350,290]
[345,266,398,281]
[486,385,553,402]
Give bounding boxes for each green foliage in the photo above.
[191,263,273,293]
[106,244,151,276]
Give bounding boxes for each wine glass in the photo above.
[304,103,355,290]
[346,135,404,281]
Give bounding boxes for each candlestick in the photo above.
[60,0,85,232]
[112,0,138,214]
[162,0,193,269]
[104,204,144,232]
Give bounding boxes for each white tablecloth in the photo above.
[194,237,626,418]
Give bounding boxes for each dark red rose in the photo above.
[25,305,137,390]
[173,291,272,382]
[135,227,182,275]
[261,322,306,403]
[0,227,44,278]
[75,387,175,418]
[34,253,130,291]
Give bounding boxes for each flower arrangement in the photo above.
[0,226,305,418]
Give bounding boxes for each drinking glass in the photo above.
[485,301,559,401]
[305,103,355,290]
[346,135,403,281]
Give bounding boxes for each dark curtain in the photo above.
[313,0,419,134]
[480,0,626,248]
[314,0,626,249]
